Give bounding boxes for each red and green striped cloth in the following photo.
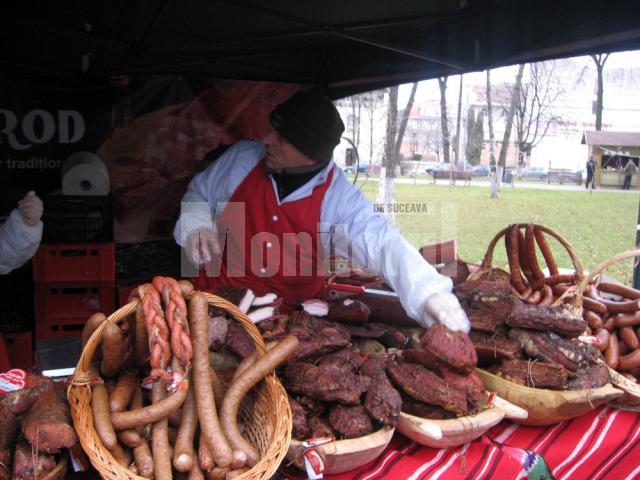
[280,406,640,480]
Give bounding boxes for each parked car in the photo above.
[522,166,548,180]
[472,164,490,177]
[343,165,368,174]
[456,161,474,171]
[423,162,443,174]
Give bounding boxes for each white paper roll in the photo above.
[62,151,110,196]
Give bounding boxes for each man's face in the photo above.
[263,129,316,173]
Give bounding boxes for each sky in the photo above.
[398,49,640,104]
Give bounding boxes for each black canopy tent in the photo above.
[2,0,640,98]
[1,0,639,283]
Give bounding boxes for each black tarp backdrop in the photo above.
[0,75,198,213]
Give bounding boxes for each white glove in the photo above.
[419,291,470,333]
[185,227,221,266]
[18,191,43,226]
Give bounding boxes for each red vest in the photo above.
[196,159,333,310]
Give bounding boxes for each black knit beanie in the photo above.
[269,90,345,164]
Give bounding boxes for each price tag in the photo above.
[0,368,27,394]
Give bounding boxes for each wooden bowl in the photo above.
[397,395,527,448]
[286,427,395,474]
[477,368,623,426]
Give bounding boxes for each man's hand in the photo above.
[185,227,221,266]
[18,191,43,226]
[419,291,470,333]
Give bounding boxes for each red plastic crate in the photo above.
[35,281,115,322]
[33,243,115,282]
[3,331,34,370]
[35,318,87,339]
[116,277,151,307]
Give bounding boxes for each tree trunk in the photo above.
[498,64,525,184]
[381,86,399,224]
[454,74,464,166]
[395,82,418,161]
[438,77,450,164]
[591,54,608,131]
[487,70,499,198]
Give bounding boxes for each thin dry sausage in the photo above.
[190,293,233,468]
[173,373,197,472]
[151,380,173,480]
[534,226,559,277]
[221,335,300,467]
[111,379,188,430]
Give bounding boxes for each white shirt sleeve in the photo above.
[321,167,452,321]
[173,141,263,246]
[0,209,43,274]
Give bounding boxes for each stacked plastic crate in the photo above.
[33,195,115,339]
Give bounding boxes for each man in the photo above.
[585,156,595,190]
[0,191,43,274]
[623,158,638,190]
[174,90,469,333]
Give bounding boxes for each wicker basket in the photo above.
[466,223,585,305]
[467,224,628,425]
[577,249,640,410]
[67,291,292,480]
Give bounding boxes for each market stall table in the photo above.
[280,405,640,479]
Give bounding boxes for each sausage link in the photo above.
[605,332,620,369]
[506,224,528,294]
[173,373,197,472]
[618,349,640,372]
[620,326,640,350]
[598,281,640,300]
[109,372,137,413]
[82,312,107,348]
[151,380,173,480]
[583,310,604,330]
[221,335,300,467]
[534,226,559,276]
[111,379,188,430]
[101,322,126,378]
[582,297,608,315]
[517,227,534,287]
[539,284,554,306]
[190,293,233,468]
[614,312,640,328]
[92,376,117,451]
[525,224,545,290]
[595,328,610,353]
[133,439,154,478]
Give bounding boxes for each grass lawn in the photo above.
[356,181,639,284]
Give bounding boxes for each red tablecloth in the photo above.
[281,405,640,480]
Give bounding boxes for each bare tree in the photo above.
[514,61,564,176]
[497,64,526,186]
[379,83,419,224]
[591,53,609,131]
[487,69,499,198]
[438,77,451,164]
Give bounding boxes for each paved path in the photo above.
[352,175,640,194]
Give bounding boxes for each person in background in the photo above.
[585,156,595,190]
[0,191,43,274]
[174,90,469,333]
[622,158,638,190]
